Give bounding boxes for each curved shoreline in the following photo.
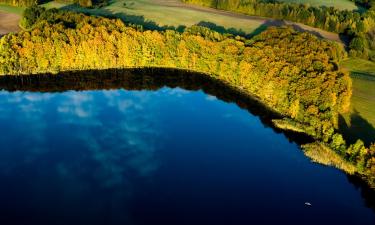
[0,67,371,187]
[1,9,372,188]
[2,66,371,187]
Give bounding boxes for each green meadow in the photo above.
[61,0,268,34]
[1,0,265,34]
[351,77,375,126]
[0,3,24,14]
[109,0,264,31]
[0,0,361,34]
[340,58,375,145]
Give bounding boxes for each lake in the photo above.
[0,69,374,225]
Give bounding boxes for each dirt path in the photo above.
[152,0,345,44]
[0,11,20,36]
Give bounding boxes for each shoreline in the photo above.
[0,8,372,188]
[0,67,371,188]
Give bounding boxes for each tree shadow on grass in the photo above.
[59,4,264,36]
[351,71,375,81]
[59,4,181,31]
[195,19,350,45]
[263,19,324,38]
[196,21,247,37]
[196,21,271,38]
[58,4,341,41]
[339,110,375,146]
[262,19,349,46]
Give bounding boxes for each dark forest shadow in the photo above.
[352,2,368,13]
[40,0,53,4]
[339,33,351,49]
[347,174,375,213]
[351,71,375,81]
[196,21,248,37]
[263,20,323,38]
[248,24,269,37]
[196,21,269,38]
[59,4,262,36]
[339,110,375,146]
[58,4,344,42]
[0,68,312,146]
[261,19,349,46]
[60,4,182,31]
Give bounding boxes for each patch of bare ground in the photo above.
[0,11,20,36]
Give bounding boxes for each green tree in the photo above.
[20,5,46,29]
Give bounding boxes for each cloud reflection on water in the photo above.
[0,89,164,189]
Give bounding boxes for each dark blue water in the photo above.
[0,86,374,224]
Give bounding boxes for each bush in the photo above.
[20,5,46,29]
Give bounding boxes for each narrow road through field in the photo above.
[152,0,346,44]
[0,11,20,36]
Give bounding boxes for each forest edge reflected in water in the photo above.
[0,67,374,213]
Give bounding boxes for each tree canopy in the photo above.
[0,8,373,186]
[183,0,375,61]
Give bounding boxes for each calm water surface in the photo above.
[0,71,374,225]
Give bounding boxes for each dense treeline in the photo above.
[350,0,375,8]
[0,9,350,129]
[55,0,109,8]
[0,0,107,7]
[0,8,373,185]
[20,4,46,29]
[0,0,43,7]
[183,0,375,61]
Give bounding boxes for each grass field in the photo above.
[277,0,361,11]
[114,0,264,31]
[342,58,375,78]
[0,0,265,34]
[0,2,68,14]
[0,4,24,14]
[63,0,269,34]
[43,1,69,9]
[0,0,347,37]
[340,58,375,145]
[351,78,375,125]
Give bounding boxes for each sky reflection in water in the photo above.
[0,88,374,225]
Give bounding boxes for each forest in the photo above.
[0,0,43,7]
[3,0,374,59]
[0,0,107,7]
[0,7,374,185]
[183,0,375,61]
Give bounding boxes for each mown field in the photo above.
[342,58,375,77]
[0,3,24,14]
[0,0,265,34]
[342,59,375,127]
[0,0,356,36]
[341,58,375,145]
